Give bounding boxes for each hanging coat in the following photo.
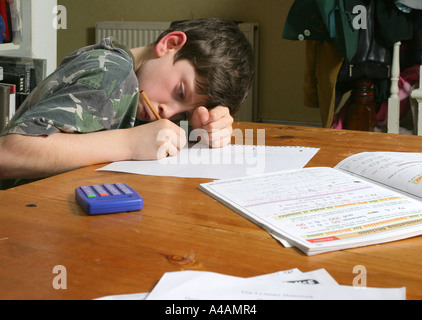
[283,0,415,127]
[282,0,367,62]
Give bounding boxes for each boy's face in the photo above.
[136,49,208,122]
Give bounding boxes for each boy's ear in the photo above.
[155,31,187,57]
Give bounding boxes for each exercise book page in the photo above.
[200,167,422,252]
[335,152,422,199]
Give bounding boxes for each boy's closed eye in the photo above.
[177,82,185,101]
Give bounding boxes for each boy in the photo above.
[0,18,254,189]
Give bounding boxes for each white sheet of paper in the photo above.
[95,292,149,300]
[249,268,338,285]
[145,270,405,300]
[95,268,338,300]
[97,145,319,180]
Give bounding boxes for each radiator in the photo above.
[96,21,259,122]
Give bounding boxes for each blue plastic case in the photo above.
[75,183,143,215]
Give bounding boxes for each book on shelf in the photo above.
[2,82,15,115]
[0,82,15,132]
[199,151,422,255]
[0,0,22,45]
[0,0,13,44]
[0,55,47,109]
[0,82,10,131]
[0,56,46,132]
[8,0,22,44]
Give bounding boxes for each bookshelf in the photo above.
[0,0,57,132]
[0,0,57,76]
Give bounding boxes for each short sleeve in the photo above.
[2,40,139,136]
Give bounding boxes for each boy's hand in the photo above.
[189,106,233,148]
[129,119,187,160]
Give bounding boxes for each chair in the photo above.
[410,66,422,135]
[388,42,422,135]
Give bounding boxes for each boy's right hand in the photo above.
[128,119,187,160]
[0,120,186,181]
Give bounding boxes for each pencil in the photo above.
[140,90,161,120]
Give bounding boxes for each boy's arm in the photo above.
[0,120,186,180]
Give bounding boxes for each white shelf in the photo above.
[0,43,20,51]
[0,0,57,75]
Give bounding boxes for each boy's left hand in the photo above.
[189,106,233,148]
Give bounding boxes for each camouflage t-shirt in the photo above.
[0,38,139,190]
[1,37,139,136]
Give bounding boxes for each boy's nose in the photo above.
[158,102,181,119]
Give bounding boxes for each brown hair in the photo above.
[156,17,254,115]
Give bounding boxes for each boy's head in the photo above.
[155,17,254,115]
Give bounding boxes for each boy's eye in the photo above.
[177,83,185,101]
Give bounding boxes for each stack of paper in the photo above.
[97,269,406,300]
[199,152,422,255]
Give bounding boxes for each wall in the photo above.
[57,0,322,125]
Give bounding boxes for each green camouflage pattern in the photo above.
[1,38,139,136]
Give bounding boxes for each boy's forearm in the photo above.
[0,130,132,180]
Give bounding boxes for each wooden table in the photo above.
[2,123,422,300]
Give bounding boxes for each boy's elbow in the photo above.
[0,134,25,179]
[0,136,12,179]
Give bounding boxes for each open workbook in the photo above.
[199,152,422,255]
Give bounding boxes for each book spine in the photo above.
[0,84,10,132]
[2,72,24,91]
[1,82,16,118]
[0,56,47,109]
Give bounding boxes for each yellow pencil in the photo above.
[140,90,161,120]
